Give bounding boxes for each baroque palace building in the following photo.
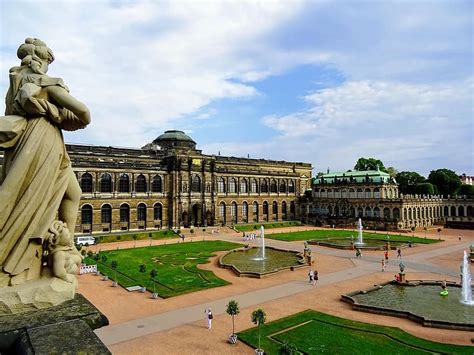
[301,169,474,230]
[65,130,312,234]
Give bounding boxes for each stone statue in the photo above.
[0,38,90,311]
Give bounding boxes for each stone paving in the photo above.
[78,226,474,354]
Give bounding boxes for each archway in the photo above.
[192,203,202,227]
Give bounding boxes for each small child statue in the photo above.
[46,220,83,283]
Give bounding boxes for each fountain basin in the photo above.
[219,247,306,278]
[342,281,474,331]
[309,238,409,250]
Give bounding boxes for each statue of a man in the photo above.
[0,38,90,288]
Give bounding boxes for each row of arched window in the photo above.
[310,204,474,220]
[314,187,398,199]
[80,203,163,225]
[217,201,296,223]
[216,177,295,194]
[80,173,163,194]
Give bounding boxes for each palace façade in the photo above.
[65,130,312,234]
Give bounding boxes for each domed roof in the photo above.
[152,130,196,150]
[153,130,196,144]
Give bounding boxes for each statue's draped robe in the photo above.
[0,74,72,284]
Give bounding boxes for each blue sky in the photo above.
[0,0,472,176]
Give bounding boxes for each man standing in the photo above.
[205,308,213,329]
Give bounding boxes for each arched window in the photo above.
[357,188,363,198]
[458,206,465,217]
[136,175,147,193]
[250,179,257,193]
[219,202,226,223]
[240,179,248,193]
[242,202,248,222]
[374,188,380,198]
[327,189,333,198]
[80,173,93,193]
[349,189,355,198]
[231,202,237,222]
[101,204,112,223]
[450,206,456,216]
[229,178,237,193]
[365,188,371,198]
[217,178,225,193]
[282,201,287,219]
[320,189,326,198]
[263,201,269,215]
[137,203,147,221]
[272,201,278,214]
[357,207,363,217]
[341,189,346,198]
[365,207,372,217]
[288,180,295,193]
[334,189,341,198]
[393,208,400,219]
[383,208,390,219]
[81,205,93,224]
[192,175,201,192]
[270,179,277,193]
[100,173,112,193]
[152,175,162,192]
[118,174,130,193]
[328,206,333,215]
[467,206,473,217]
[253,202,259,221]
[279,181,286,193]
[120,204,130,223]
[260,180,268,193]
[444,206,449,216]
[154,203,162,220]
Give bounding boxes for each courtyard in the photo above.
[77,225,474,354]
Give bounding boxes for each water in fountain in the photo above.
[354,218,364,246]
[258,225,266,260]
[461,250,474,306]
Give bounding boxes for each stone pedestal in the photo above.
[0,294,110,354]
[399,273,406,283]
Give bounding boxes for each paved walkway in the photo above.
[95,235,472,346]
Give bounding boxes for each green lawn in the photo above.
[265,229,439,244]
[83,240,241,297]
[238,310,473,354]
[234,221,302,232]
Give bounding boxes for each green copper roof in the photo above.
[153,130,196,144]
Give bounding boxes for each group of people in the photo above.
[242,232,258,241]
[308,269,319,286]
[382,248,403,272]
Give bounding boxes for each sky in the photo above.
[0,0,472,177]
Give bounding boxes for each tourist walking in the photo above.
[384,250,389,262]
[355,248,362,259]
[205,308,213,329]
[397,248,402,259]
[313,270,319,286]
[308,269,314,284]
[381,259,386,272]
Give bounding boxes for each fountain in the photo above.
[354,218,364,247]
[219,226,305,277]
[461,250,474,306]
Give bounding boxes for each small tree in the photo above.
[226,300,240,336]
[251,308,266,352]
[437,228,442,240]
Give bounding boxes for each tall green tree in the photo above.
[354,157,386,172]
[396,171,426,194]
[251,309,267,352]
[414,182,435,195]
[386,166,398,177]
[226,300,240,336]
[459,184,474,197]
[427,169,461,196]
